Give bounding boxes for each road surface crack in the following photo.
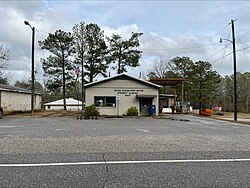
[100,153,109,188]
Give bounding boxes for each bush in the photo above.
[84,104,99,119]
[127,106,138,116]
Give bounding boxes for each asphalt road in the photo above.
[0,115,250,187]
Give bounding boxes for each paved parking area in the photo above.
[0,115,250,187]
[1,115,249,153]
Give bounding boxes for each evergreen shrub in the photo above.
[127,106,138,116]
[84,104,99,119]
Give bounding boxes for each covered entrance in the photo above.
[137,95,156,116]
[139,98,152,115]
[149,78,185,113]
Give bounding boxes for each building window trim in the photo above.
[94,96,116,107]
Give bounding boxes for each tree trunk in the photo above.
[199,100,202,115]
[246,96,249,113]
[81,56,84,110]
[199,83,202,115]
[62,53,66,110]
[90,73,93,83]
[89,53,94,82]
[117,48,122,74]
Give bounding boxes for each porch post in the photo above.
[173,86,176,113]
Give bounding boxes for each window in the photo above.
[94,96,116,107]
[106,97,116,107]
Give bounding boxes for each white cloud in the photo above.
[1,0,250,85]
[103,24,140,38]
[139,32,206,58]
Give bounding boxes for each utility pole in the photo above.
[231,19,237,121]
[24,21,35,115]
[31,26,35,115]
[220,20,237,121]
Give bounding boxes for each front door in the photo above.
[140,98,152,116]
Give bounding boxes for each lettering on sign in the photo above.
[114,89,144,96]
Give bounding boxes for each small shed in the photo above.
[44,98,82,110]
[0,84,42,114]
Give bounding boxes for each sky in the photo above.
[1,0,250,85]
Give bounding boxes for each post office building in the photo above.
[85,74,160,116]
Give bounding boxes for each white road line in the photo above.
[136,129,149,133]
[0,126,22,128]
[55,129,66,131]
[1,159,250,167]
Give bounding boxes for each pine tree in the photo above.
[188,61,221,114]
[84,23,108,83]
[39,30,75,110]
[106,32,143,74]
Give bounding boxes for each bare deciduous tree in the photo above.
[0,43,10,84]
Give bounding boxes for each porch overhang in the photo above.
[149,77,185,86]
[149,77,185,114]
[136,94,157,98]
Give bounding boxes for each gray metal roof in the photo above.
[0,84,33,94]
[84,73,161,89]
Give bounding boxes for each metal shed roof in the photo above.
[85,73,161,89]
[0,84,32,94]
[44,98,82,106]
[0,84,42,95]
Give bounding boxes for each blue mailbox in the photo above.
[150,105,156,115]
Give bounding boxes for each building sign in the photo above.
[116,96,120,101]
[114,89,144,96]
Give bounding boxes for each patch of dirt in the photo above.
[39,111,82,117]
[8,110,81,118]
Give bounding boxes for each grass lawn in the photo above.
[221,112,250,119]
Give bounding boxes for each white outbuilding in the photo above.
[44,98,82,110]
[0,84,42,114]
[85,73,161,116]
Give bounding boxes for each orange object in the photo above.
[201,108,213,116]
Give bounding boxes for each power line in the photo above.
[236,30,250,41]
[218,29,231,71]
[141,43,220,51]
[209,23,230,40]
[136,23,230,52]
[243,46,250,50]
[210,52,233,64]
[210,47,249,65]
[205,43,231,61]
[36,29,50,34]
[237,13,250,23]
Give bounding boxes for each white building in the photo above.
[44,98,82,110]
[0,84,42,114]
[85,74,161,116]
